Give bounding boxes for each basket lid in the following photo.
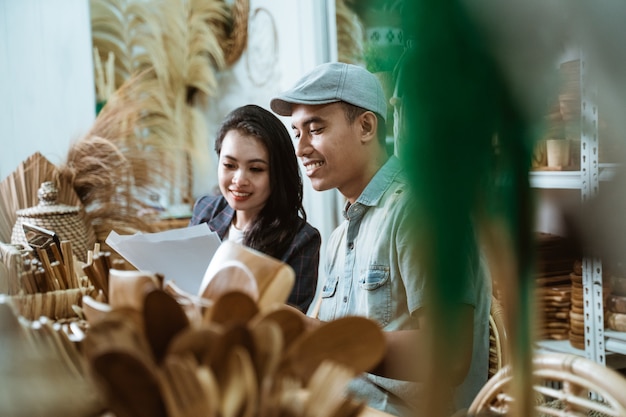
[15,181,79,217]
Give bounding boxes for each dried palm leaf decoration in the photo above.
[89,0,249,208]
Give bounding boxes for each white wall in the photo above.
[0,0,95,181]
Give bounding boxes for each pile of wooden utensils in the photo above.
[77,241,388,417]
[2,239,389,417]
[2,239,131,321]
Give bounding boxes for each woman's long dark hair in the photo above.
[214,104,307,258]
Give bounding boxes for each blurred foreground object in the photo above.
[469,352,626,416]
[0,298,103,417]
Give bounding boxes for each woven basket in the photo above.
[11,181,92,263]
[7,286,97,320]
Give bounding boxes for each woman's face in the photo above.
[218,130,271,221]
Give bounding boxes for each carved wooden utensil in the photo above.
[143,288,190,364]
[278,316,386,383]
[199,241,294,312]
[204,290,259,326]
[91,349,167,417]
[250,304,305,351]
[200,260,259,302]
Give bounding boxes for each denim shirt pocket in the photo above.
[321,275,339,298]
[318,275,340,321]
[358,265,392,325]
[358,265,390,290]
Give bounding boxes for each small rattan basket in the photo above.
[11,181,93,263]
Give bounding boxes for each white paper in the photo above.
[105,224,222,294]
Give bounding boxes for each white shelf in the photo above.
[529,164,619,189]
[605,330,626,342]
[535,339,585,356]
[535,338,626,369]
[529,171,581,189]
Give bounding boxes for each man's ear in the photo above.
[358,111,378,144]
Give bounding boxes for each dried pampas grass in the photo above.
[89,0,239,207]
[57,70,176,239]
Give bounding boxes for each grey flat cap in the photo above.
[270,62,387,122]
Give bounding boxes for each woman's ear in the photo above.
[358,111,378,144]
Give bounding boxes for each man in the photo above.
[270,62,490,416]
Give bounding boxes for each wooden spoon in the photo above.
[166,324,223,364]
[304,361,356,417]
[256,265,294,312]
[91,349,167,417]
[206,323,255,380]
[204,290,259,325]
[278,316,386,383]
[196,365,220,417]
[218,346,258,417]
[199,241,294,310]
[160,354,214,417]
[250,304,305,350]
[82,308,149,362]
[249,319,283,384]
[201,259,259,302]
[143,289,190,364]
[81,295,112,324]
[108,269,160,311]
[164,280,214,323]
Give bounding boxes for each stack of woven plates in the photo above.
[537,284,571,341]
[606,274,626,332]
[535,233,578,341]
[569,269,585,349]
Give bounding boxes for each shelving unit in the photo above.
[578,50,607,365]
[529,163,617,189]
[532,54,625,369]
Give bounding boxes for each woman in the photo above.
[190,104,321,313]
